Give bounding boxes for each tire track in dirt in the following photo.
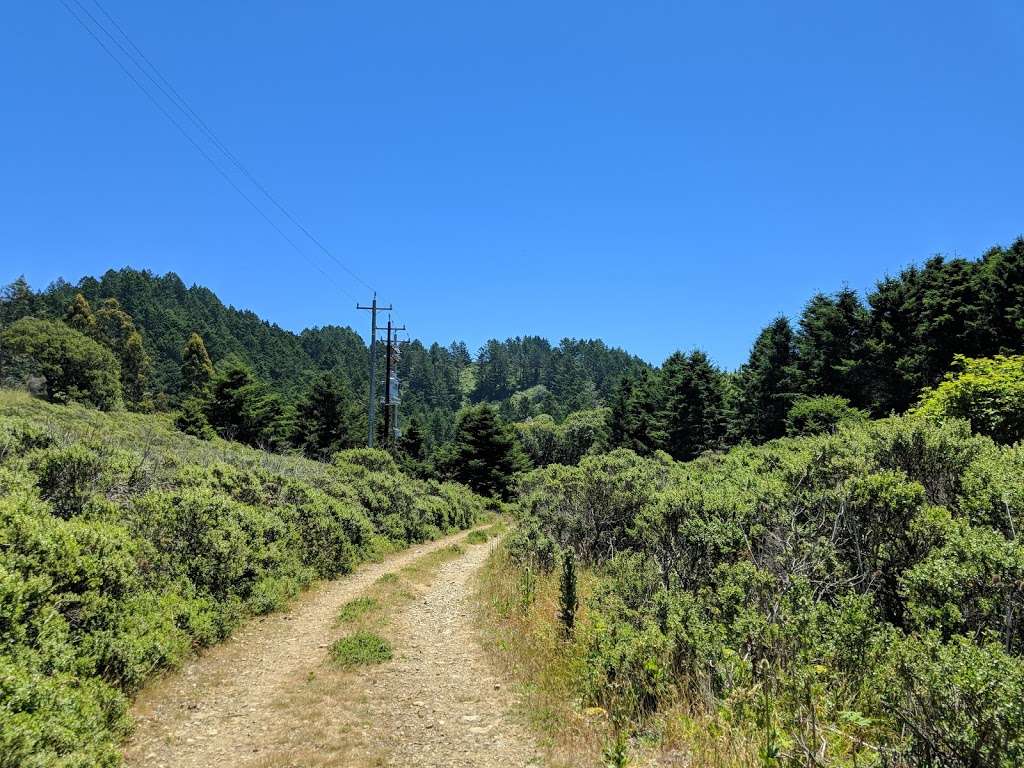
[342,541,542,767]
[123,532,479,768]
[124,534,542,767]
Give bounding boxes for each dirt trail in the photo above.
[337,541,541,767]
[123,534,541,768]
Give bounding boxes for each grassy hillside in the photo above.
[0,390,487,767]
[484,413,1024,766]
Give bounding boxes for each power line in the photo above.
[85,0,374,294]
[57,0,364,301]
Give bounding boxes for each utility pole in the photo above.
[357,294,392,447]
[382,317,406,447]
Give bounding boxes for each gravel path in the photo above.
[122,533,540,768]
[354,541,541,767]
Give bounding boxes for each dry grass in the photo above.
[473,544,763,768]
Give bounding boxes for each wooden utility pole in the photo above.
[357,294,392,447]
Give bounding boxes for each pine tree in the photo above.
[659,351,727,461]
[0,277,40,327]
[607,370,664,455]
[731,317,799,443]
[399,415,427,460]
[291,373,361,459]
[121,330,152,409]
[64,293,96,335]
[795,289,870,407]
[175,397,214,439]
[83,297,153,409]
[181,332,215,397]
[436,404,529,499]
[204,362,290,448]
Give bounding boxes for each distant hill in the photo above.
[32,268,368,396]
[3,268,648,441]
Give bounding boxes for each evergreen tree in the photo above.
[864,270,923,414]
[181,332,215,397]
[436,404,529,499]
[980,238,1024,352]
[731,317,798,442]
[796,289,870,407]
[84,297,152,409]
[659,351,727,461]
[398,415,427,461]
[291,373,362,460]
[120,330,152,409]
[64,293,96,335]
[607,369,664,455]
[0,276,41,327]
[204,362,289,448]
[175,397,214,439]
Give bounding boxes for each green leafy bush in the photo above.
[507,413,1024,764]
[915,354,1024,444]
[0,390,484,767]
[785,395,866,436]
[1,317,122,410]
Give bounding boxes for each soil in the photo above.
[123,533,541,768]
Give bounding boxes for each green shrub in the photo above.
[333,447,398,474]
[881,634,1024,766]
[329,631,393,668]
[30,444,107,518]
[901,518,1024,652]
[786,395,866,436]
[507,412,1024,759]
[915,354,1024,444]
[0,392,486,766]
[0,656,129,768]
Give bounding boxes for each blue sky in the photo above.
[2,1,1022,369]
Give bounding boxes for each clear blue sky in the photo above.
[2,1,1022,368]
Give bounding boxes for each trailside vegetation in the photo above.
[0,391,486,767]
[495,412,1024,766]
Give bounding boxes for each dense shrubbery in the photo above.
[785,394,867,436]
[506,414,1024,766]
[914,354,1024,445]
[514,407,609,467]
[0,391,484,767]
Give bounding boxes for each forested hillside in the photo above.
[0,268,646,447]
[2,237,1024,767]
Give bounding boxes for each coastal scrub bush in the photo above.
[504,413,1024,764]
[0,391,484,767]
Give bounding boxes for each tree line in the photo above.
[3,236,1023,482]
[607,237,1024,460]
